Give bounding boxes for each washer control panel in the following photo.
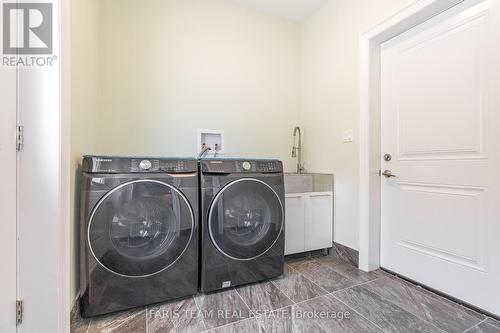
[242,161,252,171]
[256,161,278,172]
[139,160,152,170]
[235,161,256,172]
[130,159,190,172]
[82,156,197,173]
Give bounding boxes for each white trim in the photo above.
[59,0,71,331]
[0,14,17,333]
[358,0,465,272]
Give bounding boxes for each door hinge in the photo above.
[16,125,24,151]
[16,300,23,325]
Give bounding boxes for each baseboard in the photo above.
[285,249,326,261]
[331,242,359,267]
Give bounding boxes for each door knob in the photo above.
[381,170,397,178]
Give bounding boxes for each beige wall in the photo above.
[96,0,301,167]
[300,0,414,250]
[70,0,100,302]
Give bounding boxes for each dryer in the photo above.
[79,156,198,317]
[199,159,285,293]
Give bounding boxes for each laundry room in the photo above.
[2,0,499,332]
[68,1,358,330]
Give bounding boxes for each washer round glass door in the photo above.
[208,178,283,260]
[88,180,194,277]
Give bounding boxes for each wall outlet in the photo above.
[343,129,353,143]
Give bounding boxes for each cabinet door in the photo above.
[284,194,305,255]
[305,193,333,252]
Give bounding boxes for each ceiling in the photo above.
[227,0,327,21]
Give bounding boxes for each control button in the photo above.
[139,160,152,170]
[242,161,251,171]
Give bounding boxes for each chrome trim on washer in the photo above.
[207,178,284,261]
[87,179,195,278]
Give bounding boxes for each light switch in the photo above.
[343,129,353,143]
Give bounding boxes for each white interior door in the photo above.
[0,61,18,333]
[16,1,62,331]
[381,0,500,316]
[1,1,64,331]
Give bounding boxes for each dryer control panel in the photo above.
[201,159,283,174]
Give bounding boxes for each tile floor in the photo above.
[72,254,500,333]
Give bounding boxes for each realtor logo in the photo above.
[2,2,52,55]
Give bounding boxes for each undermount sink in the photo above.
[284,173,334,194]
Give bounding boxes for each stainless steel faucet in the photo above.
[292,126,304,174]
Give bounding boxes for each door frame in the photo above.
[358,0,469,272]
[59,0,71,331]
[0,36,18,333]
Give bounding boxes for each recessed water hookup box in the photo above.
[197,129,225,156]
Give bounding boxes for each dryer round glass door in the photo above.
[88,180,194,277]
[208,178,284,260]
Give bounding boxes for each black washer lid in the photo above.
[82,156,198,174]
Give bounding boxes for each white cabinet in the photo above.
[305,193,333,252]
[284,194,306,255]
[284,192,333,255]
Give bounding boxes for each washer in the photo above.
[199,159,285,293]
[79,156,199,317]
